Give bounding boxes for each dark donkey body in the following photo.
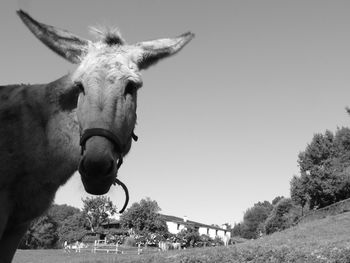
[0,10,193,262]
[0,76,80,260]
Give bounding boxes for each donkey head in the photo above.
[18,10,194,195]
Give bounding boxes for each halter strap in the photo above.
[80,128,124,155]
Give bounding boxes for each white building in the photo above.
[102,213,231,242]
[160,214,231,241]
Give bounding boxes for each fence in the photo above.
[64,240,145,255]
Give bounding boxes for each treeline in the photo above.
[233,127,350,239]
[232,196,300,239]
[19,196,117,249]
[18,197,226,249]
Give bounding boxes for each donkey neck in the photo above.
[0,75,81,224]
[43,74,81,184]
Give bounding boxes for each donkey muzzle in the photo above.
[78,128,124,195]
[80,173,114,195]
[78,128,136,208]
[78,155,116,195]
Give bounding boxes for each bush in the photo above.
[176,226,201,248]
[197,235,213,247]
[124,237,137,247]
[81,233,99,244]
[213,236,224,246]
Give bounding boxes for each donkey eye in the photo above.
[124,81,138,96]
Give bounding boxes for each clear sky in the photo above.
[2,0,350,226]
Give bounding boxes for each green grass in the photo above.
[13,212,350,263]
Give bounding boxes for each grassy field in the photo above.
[13,211,350,263]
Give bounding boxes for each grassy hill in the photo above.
[13,211,350,263]
[174,212,350,263]
[145,211,350,263]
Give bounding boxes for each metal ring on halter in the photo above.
[113,178,129,213]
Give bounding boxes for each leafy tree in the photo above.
[47,203,88,245]
[82,196,117,232]
[240,201,273,239]
[18,204,85,248]
[264,198,300,235]
[58,212,88,243]
[296,127,350,209]
[119,198,168,237]
[290,175,308,216]
[272,196,285,206]
[333,127,350,200]
[335,169,350,201]
[19,215,58,249]
[48,204,81,226]
[232,223,243,237]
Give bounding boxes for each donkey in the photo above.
[0,10,193,262]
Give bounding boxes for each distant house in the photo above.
[101,213,231,241]
[160,214,231,241]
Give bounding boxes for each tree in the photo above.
[82,196,117,232]
[232,223,243,237]
[296,128,350,209]
[272,196,285,206]
[48,203,88,245]
[240,201,273,239]
[290,175,308,216]
[119,198,168,237]
[48,204,81,226]
[18,203,85,248]
[298,131,335,172]
[58,212,88,244]
[264,198,300,235]
[19,215,58,249]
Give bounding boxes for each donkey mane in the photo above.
[90,27,126,46]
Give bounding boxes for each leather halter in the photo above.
[79,128,138,213]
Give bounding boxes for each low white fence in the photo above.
[93,240,120,253]
[64,240,143,255]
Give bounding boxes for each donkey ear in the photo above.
[17,10,90,64]
[135,32,194,70]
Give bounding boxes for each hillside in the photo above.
[158,211,350,263]
[13,211,350,263]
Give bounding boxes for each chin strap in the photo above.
[113,178,130,213]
